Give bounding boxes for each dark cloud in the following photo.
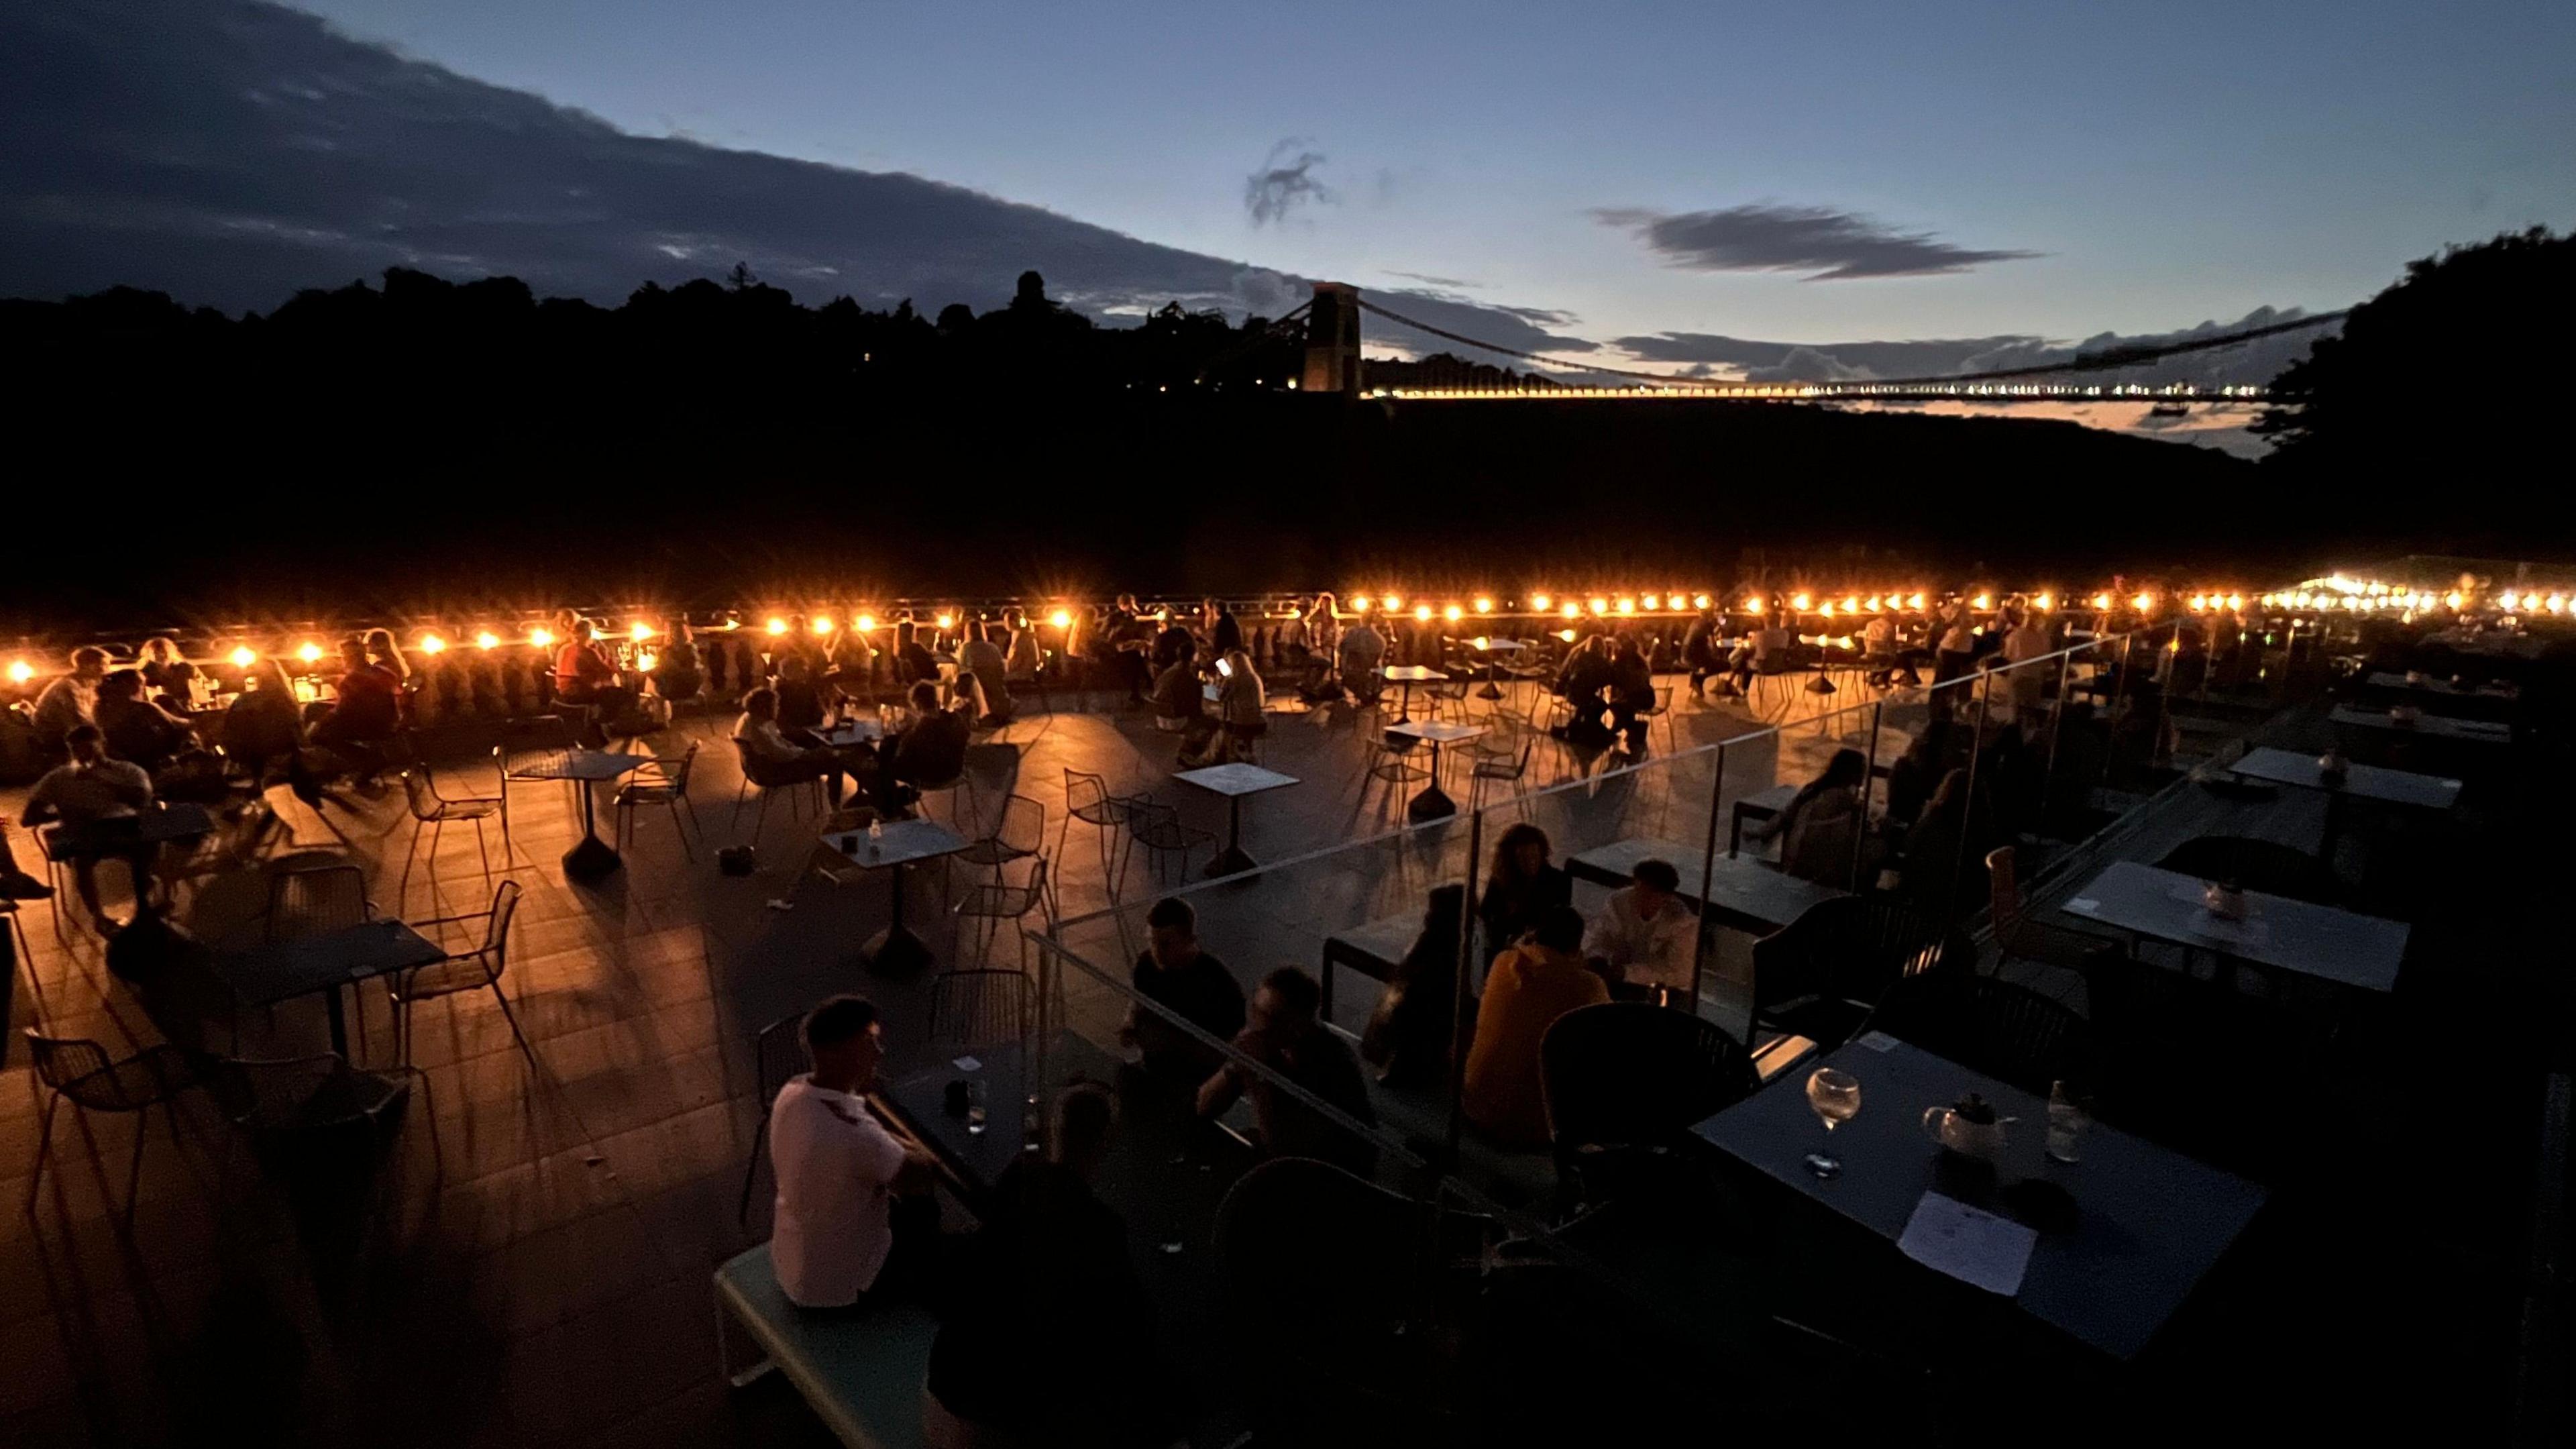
[1361,288,1597,360]
[0,0,1560,358]
[1593,203,2041,280]
[1383,270,1482,290]
[1244,140,1334,227]
[1609,307,2327,388]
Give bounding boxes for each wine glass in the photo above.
[1804,1067,1862,1177]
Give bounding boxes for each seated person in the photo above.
[735,687,873,806]
[21,724,158,930]
[1183,647,1265,768]
[1605,638,1655,751]
[1460,906,1608,1148]
[1361,883,1467,1088]
[311,637,401,773]
[956,621,1011,724]
[221,658,307,784]
[924,1083,1171,1448]
[31,646,109,757]
[892,619,941,687]
[650,624,704,702]
[93,668,196,774]
[773,654,828,732]
[1582,858,1694,1000]
[1727,614,1799,694]
[768,996,940,1307]
[1753,748,1870,885]
[1477,822,1572,966]
[1149,614,1196,674]
[1198,967,1378,1177]
[1336,618,1386,701]
[551,618,635,741]
[1124,897,1244,1084]
[888,680,971,790]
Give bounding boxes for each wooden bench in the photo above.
[714,1242,937,1448]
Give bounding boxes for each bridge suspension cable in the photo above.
[1353,296,2347,390]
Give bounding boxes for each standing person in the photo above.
[135,636,198,709]
[1934,594,1979,684]
[892,619,940,689]
[1198,967,1378,1177]
[32,646,109,757]
[1106,594,1154,704]
[1361,883,1468,1088]
[2002,599,2057,716]
[1150,610,1196,674]
[1124,897,1244,1086]
[1460,907,1608,1148]
[957,619,1010,724]
[1582,859,1695,1000]
[887,680,971,793]
[20,724,157,931]
[767,996,941,1307]
[1208,598,1244,656]
[1683,607,1722,698]
[1476,822,1571,963]
[1003,610,1043,682]
[923,1084,1171,1449]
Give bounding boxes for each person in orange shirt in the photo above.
[1460,905,1608,1149]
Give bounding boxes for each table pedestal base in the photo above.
[561,834,623,883]
[865,924,936,975]
[1407,785,1457,822]
[1204,846,1257,878]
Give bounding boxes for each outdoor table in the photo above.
[1465,637,1529,699]
[1568,835,1847,935]
[1379,665,1447,724]
[2327,704,2510,745]
[1172,763,1299,877]
[511,749,652,881]
[2061,859,2409,994]
[820,818,970,973]
[1691,1035,2265,1360]
[2229,746,2460,855]
[1729,782,1799,857]
[819,717,884,747]
[40,802,216,863]
[2363,670,2519,701]
[215,918,447,1056]
[1383,720,1482,821]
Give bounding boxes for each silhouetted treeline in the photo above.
[6,257,2537,635]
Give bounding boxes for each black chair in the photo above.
[398,764,502,895]
[2157,835,2343,906]
[737,1012,809,1229]
[1122,801,1213,889]
[1750,895,1965,1050]
[1859,973,2092,1097]
[493,714,576,859]
[925,967,1033,1050]
[22,1032,200,1222]
[392,880,527,1067]
[1540,1002,1758,1211]
[1059,768,1140,899]
[208,1051,438,1179]
[2079,951,2330,1181]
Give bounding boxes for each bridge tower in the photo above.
[1301,282,1361,397]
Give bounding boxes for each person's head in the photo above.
[1530,905,1586,955]
[97,668,144,703]
[248,657,292,696]
[1314,591,1336,617]
[339,637,369,670]
[551,607,579,636]
[1926,767,1970,816]
[1615,636,1644,664]
[801,995,885,1089]
[1144,896,1198,968]
[1821,748,1869,791]
[1050,1081,1116,1176]
[1249,967,1321,1036]
[1492,822,1551,882]
[64,722,104,763]
[1629,858,1681,916]
[573,616,599,643]
[68,646,108,682]
[139,635,181,666]
[740,686,777,720]
[908,680,941,712]
[363,627,408,678]
[896,619,916,647]
[971,618,990,644]
[1424,882,1466,938]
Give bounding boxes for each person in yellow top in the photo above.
[1460,906,1608,1149]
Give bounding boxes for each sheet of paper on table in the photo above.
[1898,1191,2037,1297]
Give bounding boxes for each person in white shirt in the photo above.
[21,723,157,930]
[1935,596,1980,683]
[31,646,109,757]
[768,995,939,1307]
[1582,858,1695,1000]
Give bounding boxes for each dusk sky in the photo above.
[282,0,2575,346]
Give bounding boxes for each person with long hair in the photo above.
[1477,822,1572,963]
[362,627,411,683]
[1362,883,1468,1087]
[1753,747,1871,885]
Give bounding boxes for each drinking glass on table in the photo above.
[1804,1067,1861,1178]
[2046,1079,2090,1164]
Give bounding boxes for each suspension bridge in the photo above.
[1256,282,2342,404]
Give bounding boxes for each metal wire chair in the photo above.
[398,765,501,895]
[1122,802,1214,890]
[22,1032,200,1222]
[953,857,1053,973]
[1858,972,2094,1099]
[494,715,576,859]
[391,879,527,1067]
[926,967,1034,1051]
[614,742,701,860]
[737,1012,809,1228]
[1540,1002,1757,1212]
[1059,768,1140,900]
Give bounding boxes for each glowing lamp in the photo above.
[1790,592,1812,612]
[1669,594,1687,611]
[1560,602,1580,620]
[1692,594,1712,610]
[1471,637,1489,649]
[1907,592,1926,610]
[2033,592,2053,612]
[2132,593,2153,612]
[936,612,955,630]
[1744,598,1766,614]
[1819,600,1835,618]
[5,660,31,685]
[1049,609,1073,629]
[529,628,555,648]
[421,635,446,655]
[1640,596,1658,611]
[856,613,878,632]
[1843,596,1860,613]
[2190,595,2208,612]
[1414,604,1434,623]
[1474,598,1493,614]
[1615,598,1635,615]
[296,642,322,664]
[1971,593,1991,610]
[812,616,835,635]
[229,647,258,669]
[765,617,788,636]
[2226,594,2243,611]
[1352,596,1371,613]
[1530,593,1552,611]
[637,651,659,672]
[2500,590,2521,611]
[1557,629,1578,643]
[2091,592,2112,612]
[630,623,654,642]
[1442,604,1463,623]
[1382,595,1401,611]
[475,631,499,651]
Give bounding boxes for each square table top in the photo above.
[1384,720,1485,745]
[1173,763,1301,797]
[819,817,971,869]
[2063,860,2408,992]
[216,919,448,1010]
[2229,747,2461,810]
[1380,665,1448,682]
[1568,836,1847,934]
[1733,782,1800,820]
[514,749,655,782]
[2327,704,2511,745]
[820,718,885,746]
[2363,670,2520,700]
[1692,1036,2265,1360]
[43,802,216,859]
